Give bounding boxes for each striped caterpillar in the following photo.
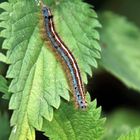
[39,0,87,109]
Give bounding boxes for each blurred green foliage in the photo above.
[102,109,140,140]
[99,12,140,91]
[0,112,10,140]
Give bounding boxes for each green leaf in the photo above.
[0,0,101,139]
[102,109,140,140]
[0,75,8,95]
[43,100,105,140]
[0,112,10,140]
[118,127,140,140]
[99,12,140,92]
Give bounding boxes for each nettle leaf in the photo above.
[43,99,105,140]
[0,0,101,139]
[99,12,140,92]
[51,0,101,79]
[118,127,140,140]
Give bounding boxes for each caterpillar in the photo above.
[39,0,87,109]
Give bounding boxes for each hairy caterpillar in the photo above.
[39,0,87,109]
